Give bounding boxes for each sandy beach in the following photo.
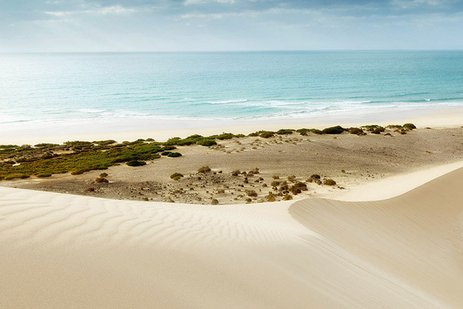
[0,118,463,307]
[4,124,463,205]
[1,105,462,145]
[2,2,463,306]
[1,161,463,308]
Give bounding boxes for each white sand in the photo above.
[1,163,463,308]
[1,106,462,145]
[334,160,463,201]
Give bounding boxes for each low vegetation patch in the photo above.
[322,126,345,134]
[198,166,212,173]
[211,198,219,205]
[276,129,295,135]
[0,139,178,180]
[362,125,385,134]
[126,160,147,167]
[0,122,417,182]
[164,152,182,158]
[323,178,337,186]
[403,123,417,130]
[296,128,320,135]
[95,176,109,183]
[306,174,321,184]
[248,130,275,138]
[348,127,366,135]
[170,173,184,181]
[245,189,258,197]
[196,138,217,147]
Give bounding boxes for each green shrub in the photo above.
[162,145,177,151]
[403,123,416,130]
[215,133,235,140]
[4,173,30,180]
[293,182,308,191]
[196,138,217,147]
[211,199,219,205]
[250,130,275,138]
[276,129,295,135]
[126,160,146,167]
[372,127,385,134]
[165,135,207,146]
[165,137,182,146]
[93,140,116,146]
[0,138,177,181]
[167,152,182,158]
[245,189,258,197]
[322,126,345,134]
[283,194,293,200]
[37,173,52,178]
[296,128,323,136]
[323,178,337,186]
[278,182,289,191]
[386,125,402,129]
[198,166,211,173]
[362,125,385,134]
[259,131,275,138]
[307,174,322,185]
[348,127,365,135]
[265,192,276,202]
[170,173,184,181]
[35,143,59,149]
[95,177,109,183]
[296,128,310,136]
[64,141,94,151]
[0,145,19,150]
[231,170,240,176]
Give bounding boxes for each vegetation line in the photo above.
[0,123,416,181]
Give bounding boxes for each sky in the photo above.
[1,0,463,52]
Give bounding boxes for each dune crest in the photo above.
[290,167,463,307]
[1,168,463,308]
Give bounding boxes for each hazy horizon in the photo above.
[1,0,463,53]
[2,49,463,54]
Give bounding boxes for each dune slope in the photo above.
[291,167,463,307]
[1,168,463,308]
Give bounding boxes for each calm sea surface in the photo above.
[1,51,462,124]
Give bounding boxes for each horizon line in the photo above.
[1,49,463,54]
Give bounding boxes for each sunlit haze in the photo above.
[1,0,463,52]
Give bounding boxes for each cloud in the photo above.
[44,5,136,18]
[1,0,463,52]
[392,0,449,8]
[184,0,236,5]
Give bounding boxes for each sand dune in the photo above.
[1,167,463,308]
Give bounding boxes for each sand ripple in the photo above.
[1,167,463,308]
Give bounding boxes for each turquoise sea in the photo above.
[0,51,462,124]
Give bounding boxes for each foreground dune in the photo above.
[1,167,463,308]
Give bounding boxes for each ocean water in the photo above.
[0,51,462,125]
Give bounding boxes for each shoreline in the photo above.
[1,105,462,144]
